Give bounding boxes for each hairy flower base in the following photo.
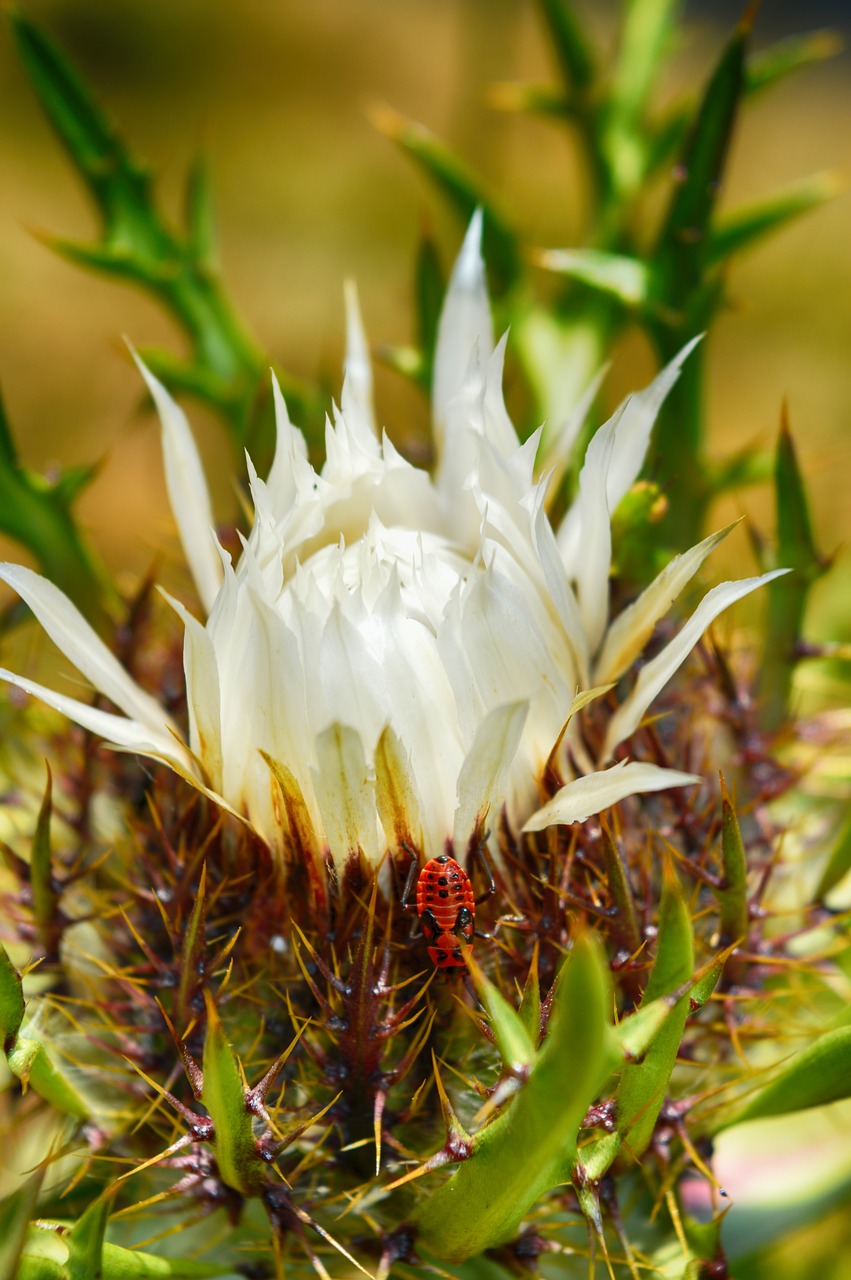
[0,648,804,1278]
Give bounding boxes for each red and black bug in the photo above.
[401,846,495,972]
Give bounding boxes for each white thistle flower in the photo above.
[0,215,784,881]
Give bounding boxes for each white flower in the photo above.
[0,215,784,878]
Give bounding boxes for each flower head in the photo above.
[0,215,782,883]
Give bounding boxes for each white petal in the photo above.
[604,337,701,512]
[432,209,493,450]
[0,666,193,771]
[602,570,789,758]
[160,590,223,792]
[0,564,178,735]
[562,411,618,652]
[374,724,424,854]
[266,371,311,518]
[557,339,700,572]
[341,278,377,439]
[522,760,701,831]
[454,700,528,849]
[540,362,608,497]
[132,353,223,614]
[594,523,736,684]
[313,723,382,872]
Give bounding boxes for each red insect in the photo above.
[401,848,495,972]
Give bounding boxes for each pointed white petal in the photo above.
[266,371,311,516]
[562,412,618,652]
[132,352,223,614]
[374,724,424,854]
[453,701,528,849]
[0,667,193,772]
[604,337,701,512]
[341,278,376,438]
[602,569,789,758]
[522,760,701,831]
[160,590,223,792]
[0,563,178,735]
[313,723,382,872]
[557,340,701,574]
[432,209,493,449]
[594,523,737,684]
[540,362,608,497]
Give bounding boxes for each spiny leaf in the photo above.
[30,765,57,948]
[464,952,536,1075]
[534,248,652,308]
[610,0,680,129]
[533,0,595,91]
[185,154,218,270]
[0,383,108,628]
[517,944,542,1045]
[0,943,25,1052]
[17,1223,229,1278]
[6,1030,91,1120]
[610,864,693,1160]
[201,990,262,1196]
[10,12,154,243]
[177,864,208,1031]
[759,407,826,729]
[414,224,445,383]
[65,1191,114,1280]
[715,776,749,950]
[655,10,751,308]
[368,104,519,291]
[708,172,841,265]
[747,29,843,95]
[816,808,851,901]
[599,820,642,960]
[0,1168,43,1280]
[415,934,614,1261]
[717,1027,851,1129]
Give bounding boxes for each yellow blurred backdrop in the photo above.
[0,0,848,643]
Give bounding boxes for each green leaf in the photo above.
[414,226,445,381]
[177,866,207,1030]
[0,384,109,628]
[0,943,25,1052]
[655,12,751,308]
[17,1224,229,1279]
[185,155,218,269]
[464,953,537,1075]
[30,766,58,951]
[415,934,614,1261]
[6,1034,91,1120]
[722,1027,851,1127]
[535,247,652,308]
[611,0,680,128]
[533,0,595,91]
[517,947,542,1046]
[759,409,825,729]
[611,865,693,1158]
[715,776,749,949]
[201,991,262,1196]
[369,104,519,291]
[65,1192,114,1280]
[747,30,843,95]
[11,12,275,468]
[10,13,156,247]
[0,1170,44,1280]
[707,173,840,265]
[816,808,851,901]
[599,820,642,960]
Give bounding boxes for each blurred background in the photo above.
[0,0,848,614]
